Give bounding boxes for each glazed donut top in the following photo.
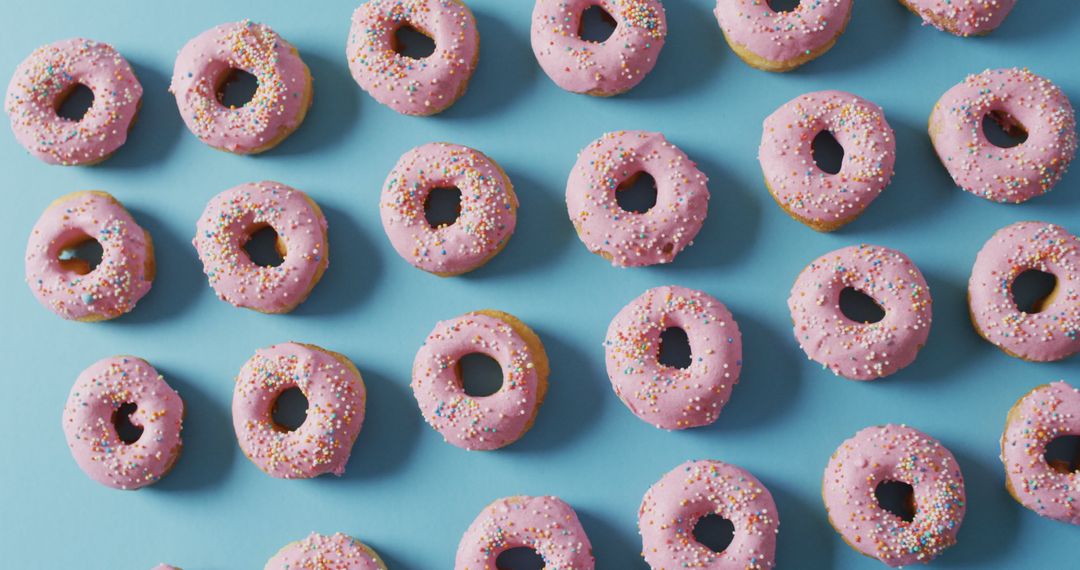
[455,495,595,569]
[151,565,180,570]
[5,38,142,165]
[265,533,385,570]
[904,0,1017,36]
[714,0,852,64]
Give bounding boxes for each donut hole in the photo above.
[875,480,916,522]
[112,402,144,445]
[244,225,286,268]
[839,287,885,324]
[579,5,617,43]
[1011,269,1057,314]
[424,187,463,228]
[1045,435,1080,474]
[56,83,94,121]
[693,514,735,553]
[57,235,104,275]
[216,69,259,109]
[767,0,802,12]
[495,547,544,570]
[982,110,1028,149]
[616,172,658,214]
[272,387,308,432]
[811,130,844,175]
[393,24,436,59]
[459,353,503,397]
[658,327,692,369]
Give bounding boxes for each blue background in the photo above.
[1,1,1078,568]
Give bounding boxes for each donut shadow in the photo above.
[362,542,421,570]
[764,478,837,569]
[620,0,723,101]
[802,0,912,75]
[331,365,420,480]
[96,59,184,170]
[575,507,649,568]
[267,51,361,157]
[933,443,1020,566]
[992,0,1079,42]
[288,202,381,317]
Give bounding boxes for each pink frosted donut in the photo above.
[5,38,142,166]
[899,0,1016,36]
[929,68,1077,204]
[639,459,779,569]
[760,90,896,232]
[714,0,852,72]
[233,342,366,479]
[347,0,479,116]
[62,356,184,490]
[788,244,932,380]
[193,181,328,313]
[823,425,966,567]
[151,566,180,570]
[265,532,387,569]
[26,191,154,322]
[567,131,709,267]
[968,222,1080,362]
[380,142,517,276]
[170,20,312,154]
[455,495,595,569]
[412,310,548,451]
[531,0,667,96]
[605,286,742,430]
[1001,381,1080,525]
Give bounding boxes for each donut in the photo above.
[455,495,595,569]
[26,191,154,322]
[170,20,312,154]
[5,38,142,165]
[929,68,1078,204]
[347,0,479,116]
[714,0,852,72]
[567,131,709,267]
[531,0,667,96]
[62,356,183,490]
[788,244,932,380]
[265,532,387,569]
[604,286,742,430]
[639,460,779,569]
[233,342,365,479]
[412,310,548,451]
[968,221,1080,362]
[193,181,329,314]
[151,565,180,570]
[1001,381,1080,525]
[760,90,896,232]
[380,142,517,276]
[899,0,1016,36]
[823,424,966,567]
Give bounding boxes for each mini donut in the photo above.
[760,90,896,232]
[62,356,184,490]
[639,460,779,569]
[968,221,1080,362]
[823,424,966,567]
[714,0,852,72]
[1001,381,1080,525]
[380,142,517,276]
[26,191,154,322]
[929,68,1078,203]
[412,310,548,451]
[5,38,142,165]
[455,495,595,569]
[788,244,932,380]
[531,0,667,96]
[233,342,365,479]
[347,0,479,116]
[170,20,312,154]
[193,181,328,313]
[265,532,387,569]
[567,131,709,267]
[899,0,1016,36]
[605,286,742,430]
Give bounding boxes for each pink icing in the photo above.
[968,221,1080,362]
[605,286,742,430]
[265,532,386,569]
[5,38,142,165]
[26,191,154,321]
[1001,381,1080,525]
[62,356,183,490]
[380,143,517,276]
[788,244,932,380]
[347,0,479,116]
[759,90,896,231]
[455,495,595,569]
[566,131,709,267]
[193,181,328,314]
[412,312,545,451]
[714,0,852,69]
[232,342,366,479]
[929,67,1077,204]
[902,0,1016,36]
[823,424,966,567]
[531,0,667,96]
[151,565,180,570]
[170,20,311,154]
[639,460,779,569]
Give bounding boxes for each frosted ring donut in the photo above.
[455,495,595,569]
[62,356,184,490]
[265,532,387,569]
[788,244,932,380]
[714,0,852,72]
[605,286,742,430]
[232,342,366,479]
[531,0,667,96]
[899,0,1016,36]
